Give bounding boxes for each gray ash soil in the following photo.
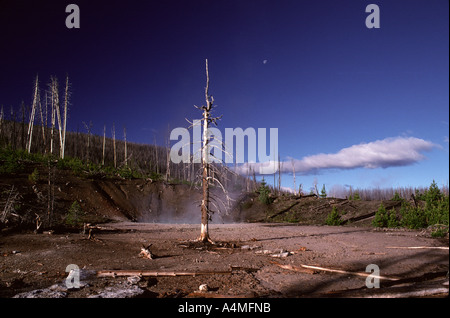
[1,222,448,298]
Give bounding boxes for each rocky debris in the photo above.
[198,284,209,292]
[12,268,146,299]
[240,245,260,250]
[13,279,146,299]
[139,244,154,259]
[255,248,292,258]
[127,275,142,285]
[13,284,69,298]
[87,282,145,298]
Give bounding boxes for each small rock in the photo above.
[127,275,141,285]
[241,245,260,250]
[270,251,291,258]
[199,284,209,292]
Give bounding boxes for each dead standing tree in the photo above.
[196,59,229,243]
[26,75,40,153]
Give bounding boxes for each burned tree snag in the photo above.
[61,75,70,159]
[199,59,213,243]
[27,75,39,153]
[188,59,230,243]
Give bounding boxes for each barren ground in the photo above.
[1,222,448,298]
[0,165,448,299]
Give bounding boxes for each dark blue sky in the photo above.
[1,0,448,191]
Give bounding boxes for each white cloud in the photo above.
[236,136,436,175]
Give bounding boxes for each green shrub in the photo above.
[258,178,271,205]
[149,172,162,181]
[117,166,140,179]
[400,203,428,229]
[372,203,398,228]
[387,208,399,228]
[349,192,361,200]
[326,207,343,226]
[0,147,24,174]
[57,156,85,175]
[399,181,449,229]
[425,195,449,226]
[431,227,448,238]
[65,201,85,227]
[320,184,327,198]
[391,191,403,201]
[28,168,40,183]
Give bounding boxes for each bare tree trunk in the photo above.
[20,101,26,150]
[61,75,69,159]
[50,84,56,155]
[0,105,3,145]
[199,59,213,243]
[123,126,127,167]
[44,91,49,153]
[102,124,106,166]
[200,106,210,242]
[38,88,46,153]
[314,179,319,196]
[47,158,55,227]
[278,154,281,194]
[246,165,250,192]
[27,75,39,153]
[165,125,171,182]
[11,106,17,150]
[112,123,116,168]
[153,135,159,174]
[52,77,64,157]
[292,159,296,194]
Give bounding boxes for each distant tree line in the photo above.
[1,76,447,200]
[0,75,259,191]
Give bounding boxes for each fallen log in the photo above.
[386,246,449,250]
[271,262,317,275]
[268,201,301,219]
[362,287,449,298]
[300,264,400,281]
[97,270,232,278]
[273,262,400,281]
[96,266,259,278]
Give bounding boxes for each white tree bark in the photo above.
[61,75,69,159]
[112,123,116,168]
[27,75,39,153]
[102,124,106,166]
